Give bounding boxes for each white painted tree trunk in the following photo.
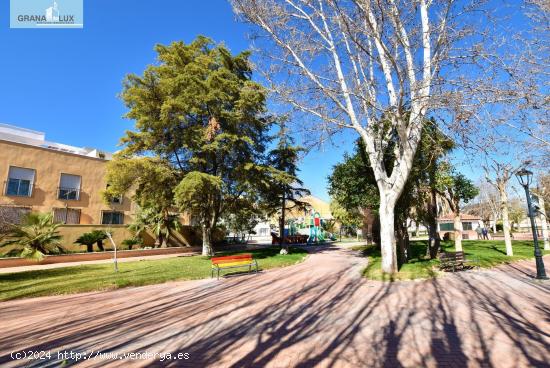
[538,195,550,250]
[453,214,463,252]
[379,196,398,273]
[499,188,513,256]
[202,225,214,256]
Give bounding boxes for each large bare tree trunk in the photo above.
[538,195,550,250]
[379,195,398,273]
[202,225,214,256]
[453,213,463,251]
[499,187,513,256]
[232,0,443,273]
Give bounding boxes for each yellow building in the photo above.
[0,123,133,225]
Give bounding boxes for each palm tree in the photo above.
[90,230,107,251]
[130,206,181,248]
[75,232,97,252]
[1,213,63,260]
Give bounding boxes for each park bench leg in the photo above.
[255,260,259,274]
[217,268,220,280]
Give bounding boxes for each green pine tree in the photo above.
[107,36,272,256]
[264,121,310,251]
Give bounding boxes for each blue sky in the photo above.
[2,0,535,203]
[0,0,348,201]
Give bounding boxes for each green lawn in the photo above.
[353,240,550,281]
[0,247,307,301]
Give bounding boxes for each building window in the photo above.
[440,223,454,231]
[53,207,81,224]
[106,184,123,204]
[259,228,269,237]
[462,222,473,231]
[0,205,31,232]
[58,174,81,200]
[102,211,124,225]
[5,166,35,197]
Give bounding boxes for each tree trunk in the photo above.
[280,191,287,251]
[453,213,463,252]
[396,220,410,267]
[492,213,497,233]
[427,187,440,259]
[538,195,550,250]
[499,186,513,256]
[155,234,163,248]
[160,230,168,248]
[97,240,105,251]
[379,196,398,273]
[202,225,214,256]
[87,244,93,253]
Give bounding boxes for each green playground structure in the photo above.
[282,210,336,244]
[307,211,325,244]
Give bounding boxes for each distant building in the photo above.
[437,214,484,240]
[0,123,132,225]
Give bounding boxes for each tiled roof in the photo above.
[438,213,481,221]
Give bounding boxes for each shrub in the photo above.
[0,213,63,260]
[121,237,143,250]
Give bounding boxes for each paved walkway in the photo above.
[0,245,549,367]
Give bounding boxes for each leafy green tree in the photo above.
[112,36,271,256]
[329,199,362,227]
[263,121,310,251]
[222,197,260,242]
[1,213,63,260]
[508,204,525,232]
[436,166,479,251]
[411,122,455,258]
[104,157,180,247]
[329,119,454,264]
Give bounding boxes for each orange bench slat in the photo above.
[211,254,253,264]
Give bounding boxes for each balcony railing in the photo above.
[57,187,80,200]
[4,179,33,197]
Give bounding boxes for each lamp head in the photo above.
[515,168,533,187]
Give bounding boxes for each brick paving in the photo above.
[0,245,549,367]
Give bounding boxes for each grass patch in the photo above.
[0,247,307,301]
[353,240,549,281]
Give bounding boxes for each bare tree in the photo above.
[483,161,516,256]
[470,180,501,234]
[232,0,485,273]
[533,178,550,250]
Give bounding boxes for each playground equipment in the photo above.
[307,211,325,244]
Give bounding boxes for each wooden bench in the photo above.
[211,253,258,279]
[439,251,479,272]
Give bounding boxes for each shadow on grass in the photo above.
[355,242,439,281]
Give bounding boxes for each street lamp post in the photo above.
[515,168,548,280]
